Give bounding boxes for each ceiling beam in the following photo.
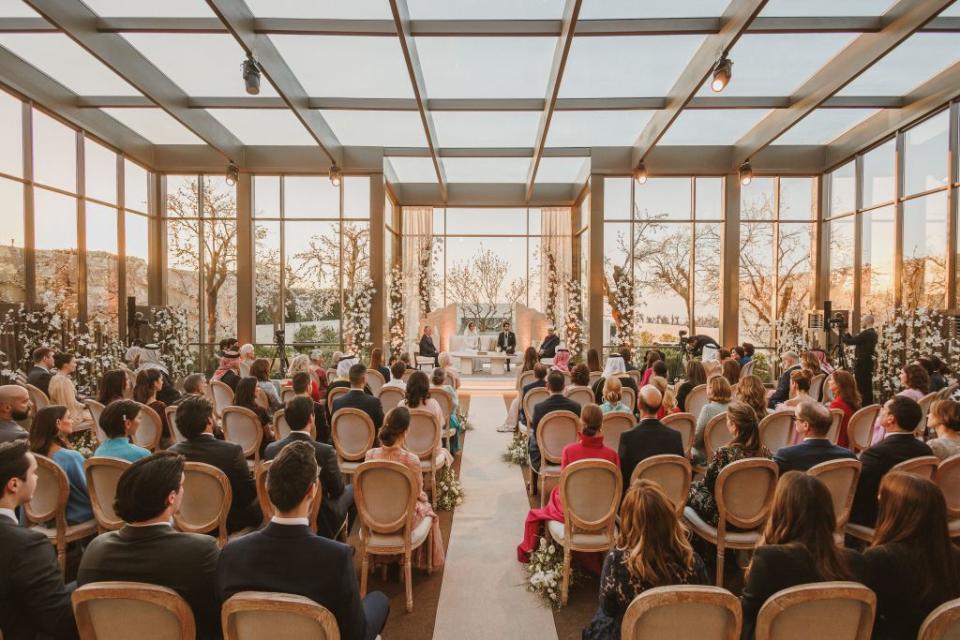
[631,0,769,168]
[734,0,955,162]
[388,0,447,201]
[22,0,244,162]
[205,0,342,166]
[525,0,583,200]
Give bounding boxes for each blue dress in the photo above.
[94,437,151,463]
[51,448,94,524]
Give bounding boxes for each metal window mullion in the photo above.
[76,131,87,326]
[946,100,958,309]
[893,131,905,310]
[278,175,286,336]
[197,174,206,366]
[771,177,781,349]
[117,153,127,341]
[22,102,35,306]
[689,178,696,335]
[852,155,864,333]
[339,178,344,350]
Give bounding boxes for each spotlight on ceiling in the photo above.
[329,164,342,187]
[225,163,239,186]
[634,163,648,184]
[242,55,261,95]
[711,55,733,93]
[739,161,753,186]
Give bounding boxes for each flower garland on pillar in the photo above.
[612,275,635,348]
[345,275,376,357]
[564,277,584,361]
[388,264,405,359]
[875,308,959,402]
[543,248,559,327]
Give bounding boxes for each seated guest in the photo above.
[382,360,408,391]
[869,364,929,446]
[27,346,54,396]
[180,373,208,399]
[0,441,78,639]
[265,397,353,539]
[219,442,388,640]
[863,472,960,640]
[519,363,549,425]
[919,355,950,392]
[693,376,732,465]
[438,352,461,390]
[618,386,683,486]
[48,352,93,430]
[538,326,560,359]
[528,372,582,485]
[735,375,768,421]
[497,349,542,433]
[238,343,256,378]
[462,320,481,351]
[583,480,707,639]
[927,398,960,460]
[310,349,330,399]
[742,343,755,365]
[0,385,30,443]
[740,472,865,639]
[551,344,571,374]
[767,351,801,408]
[326,354,373,414]
[774,369,813,410]
[586,348,602,373]
[431,367,462,453]
[639,351,660,386]
[287,354,320,402]
[365,408,445,568]
[28,405,93,524]
[369,347,391,383]
[78,452,221,640]
[332,364,385,432]
[135,345,181,406]
[233,377,275,450]
[688,402,773,526]
[800,350,823,379]
[518,404,618,563]
[675,360,707,413]
[592,354,638,404]
[250,358,282,412]
[419,325,439,367]
[849,396,933,528]
[721,359,741,387]
[96,369,128,405]
[133,368,173,448]
[291,372,329,444]
[169,397,261,532]
[212,349,242,392]
[774,401,856,473]
[93,400,151,462]
[648,375,677,419]
[600,377,631,414]
[828,370,861,449]
[399,371,451,454]
[619,346,637,372]
[732,345,746,366]
[569,363,591,391]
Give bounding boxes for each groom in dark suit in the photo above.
[419,325,439,367]
[497,321,517,371]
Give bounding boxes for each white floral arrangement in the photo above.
[612,275,636,348]
[151,307,195,380]
[876,307,959,402]
[457,407,473,431]
[543,249,559,326]
[564,277,585,361]
[435,465,464,511]
[526,537,574,608]
[774,314,809,361]
[388,264,406,359]
[503,430,528,465]
[344,275,376,357]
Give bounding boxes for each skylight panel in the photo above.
[536,157,588,183]
[101,108,205,144]
[386,157,438,182]
[433,111,541,148]
[838,33,960,96]
[82,0,216,17]
[244,0,392,19]
[773,108,880,145]
[207,109,315,145]
[442,157,531,183]
[320,110,427,147]
[547,110,655,147]
[659,109,769,145]
[408,0,564,19]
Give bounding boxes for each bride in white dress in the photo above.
[463,321,481,351]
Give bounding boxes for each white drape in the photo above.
[402,207,433,346]
[540,207,573,327]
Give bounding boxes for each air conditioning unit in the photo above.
[807,310,825,330]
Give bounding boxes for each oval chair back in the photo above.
[809,373,827,402]
[716,458,779,532]
[627,370,641,386]
[280,387,297,405]
[84,399,107,444]
[754,582,876,640]
[326,386,349,410]
[406,408,441,459]
[847,404,880,453]
[23,453,67,526]
[564,385,594,407]
[918,392,937,436]
[739,360,756,380]
[72,582,196,640]
[662,412,696,457]
[377,386,405,413]
[601,411,635,451]
[517,370,536,391]
[366,370,386,397]
[588,371,602,389]
[537,410,580,465]
[826,408,845,444]
[621,386,637,413]
[703,412,730,461]
[221,406,264,466]
[759,411,795,454]
[431,387,456,447]
[222,592,339,640]
[210,380,234,419]
[84,457,130,533]
[808,458,862,531]
[174,462,231,546]
[918,597,960,640]
[255,460,322,534]
[822,373,836,403]
[120,366,137,398]
[25,383,50,413]
[165,405,186,444]
[324,368,336,383]
[935,455,960,538]
[620,585,742,640]
[273,409,291,440]
[685,384,709,423]
[132,402,163,451]
[890,455,939,479]
[560,459,621,541]
[522,387,551,430]
[330,408,376,465]
[630,454,692,515]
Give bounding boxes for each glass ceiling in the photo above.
[101,108,204,145]
[773,108,881,145]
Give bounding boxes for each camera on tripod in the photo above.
[274,329,286,344]
[827,312,848,332]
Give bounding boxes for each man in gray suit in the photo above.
[0,385,31,443]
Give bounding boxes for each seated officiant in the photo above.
[419,325,439,367]
[538,326,560,360]
[462,321,481,351]
[497,321,517,372]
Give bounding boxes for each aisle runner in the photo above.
[432,395,559,640]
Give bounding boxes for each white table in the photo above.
[487,353,517,375]
[451,351,517,375]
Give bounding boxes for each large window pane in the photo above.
[695,178,723,220]
[0,177,26,302]
[738,222,774,345]
[254,220,282,341]
[85,203,118,332]
[635,222,689,344]
[740,177,776,221]
[0,90,22,178]
[34,189,78,316]
[694,223,721,337]
[285,177,339,218]
[446,208,526,234]
[343,176,370,219]
[778,223,814,325]
[902,192,948,310]
[84,138,117,204]
[125,212,149,307]
[254,175,280,218]
[828,161,855,217]
[284,221,341,344]
[445,236,526,331]
[166,216,201,344]
[860,205,895,323]
[32,109,76,192]
[779,177,815,220]
[903,111,949,196]
[828,216,855,312]
[862,139,895,207]
[124,160,149,213]
[604,177,631,220]
[603,222,631,345]
[634,178,691,221]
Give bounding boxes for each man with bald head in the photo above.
[843,313,878,405]
[0,386,31,443]
[617,384,683,490]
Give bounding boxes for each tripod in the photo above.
[269,330,289,377]
[828,331,849,371]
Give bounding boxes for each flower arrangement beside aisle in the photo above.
[152,307,195,380]
[503,430,528,465]
[388,264,406,359]
[526,537,577,608]
[612,275,635,348]
[435,465,464,511]
[876,307,959,402]
[564,278,585,361]
[344,275,376,357]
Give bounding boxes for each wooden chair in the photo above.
[534,410,579,506]
[131,402,164,451]
[210,379,234,419]
[630,455,692,515]
[84,399,108,444]
[918,391,937,436]
[401,368,415,383]
[621,585,742,640]
[84,457,131,533]
[759,411,795,454]
[330,408,376,478]
[174,462,233,547]
[601,411,635,451]
[255,460,322,534]
[627,369,641,386]
[365,369,385,396]
[621,386,637,413]
[25,383,50,413]
[754,582,876,640]
[354,460,433,613]
[326,386,349,410]
[809,373,827,402]
[588,370,602,389]
[73,582,196,640]
[847,404,880,453]
[280,387,296,404]
[685,384,709,423]
[936,454,960,540]
[821,372,836,403]
[564,385,594,407]
[406,407,445,508]
[377,386,405,413]
[703,411,731,462]
[430,386,457,450]
[739,360,756,380]
[826,407,845,444]
[24,454,97,571]
[808,458,862,540]
[222,592,340,640]
[517,369,536,391]
[165,405,187,444]
[222,406,265,471]
[918,596,960,640]
[548,459,621,606]
[521,386,550,434]
[684,458,779,586]
[662,412,696,458]
[119,365,137,399]
[845,456,940,543]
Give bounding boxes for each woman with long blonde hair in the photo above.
[600,376,630,414]
[583,480,706,639]
[736,375,768,420]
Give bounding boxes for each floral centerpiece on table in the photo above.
[344,275,375,357]
[526,537,576,608]
[435,465,464,511]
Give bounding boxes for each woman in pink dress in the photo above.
[365,406,446,569]
[870,364,928,445]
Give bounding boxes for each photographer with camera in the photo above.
[842,313,878,405]
[683,331,720,358]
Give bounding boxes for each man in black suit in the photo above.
[519,363,549,426]
[0,441,78,640]
[538,326,560,359]
[685,334,720,358]
[168,396,261,532]
[218,442,389,640]
[775,401,857,472]
[529,372,581,483]
[0,385,31,443]
[26,346,54,397]
[265,396,354,539]
[843,313,879,405]
[767,351,801,408]
[418,325,439,367]
[332,364,385,432]
[497,321,517,372]
[850,396,933,527]
[291,371,330,444]
[618,385,684,487]
[78,452,221,639]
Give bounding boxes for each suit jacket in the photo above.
[218,523,368,640]
[78,524,220,640]
[767,364,801,408]
[419,334,438,358]
[843,327,878,372]
[332,389,385,431]
[774,438,857,473]
[617,418,684,486]
[850,433,933,527]
[528,394,580,472]
[519,379,547,424]
[538,334,560,358]
[0,419,28,443]
[497,331,516,353]
[220,369,240,392]
[0,516,78,640]
[27,366,52,397]
[264,432,350,536]
[169,435,261,531]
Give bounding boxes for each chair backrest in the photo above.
[222,406,264,461]
[601,411,635,451]
[564,385,594,407]
[588,370,602,388]
[936,454,960,522]
[23,454,67,527]
[754,582,876,640]
[891,455,939,479]
[353,460,417,535]
[73,582,196,640]
[621,385,637,413]
[131,402,163,451]
[401,368,415,383]
[431,387,455,425]
[822,373,836,403]
[716,458,779,531]
[325,368,336,382]
[809,373,827,401]
[739,360,755,380]
[330,408,376,461]
[165,405,186,444]
[537,410,580,464]
[25,383,50,412]
[210,380,235,418]
[120,366,137,398]
[517,369,536,391]
[365,369,385,396]
[222,592,340,640]
[662,412,696,457]
[621,585,742,640]
[84,399,108,444]
[627,369,641,385]
[326,386,349,409]
[406,408,441,460]
[918,596,960,640]
[826,408,845,444]
[808,458,862,530]
[280,387,296,405]
[918,392,937,435]
[847,404,880,453]
[377,386,405,413]
[560,459,621,536]
[84,457,131,532]
[759,411,795,454]
[174,462,231,546]
[704,412,730,461]
[630,454,692,515]
[523,386,551,424]
[255,460,322,533]
[685,384,709,422]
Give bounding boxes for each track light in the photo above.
[225,163,239,186]
[739,161,753,186]
[711,55,733,93]
[242,55,261,95]
[328,164,342,187]
[634,163,647,184]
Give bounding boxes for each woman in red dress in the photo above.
[829,370,861,449]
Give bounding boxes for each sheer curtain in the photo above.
[402,207,433,346]
[540,207,572,327]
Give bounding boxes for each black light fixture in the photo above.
[242,55,261,95]
[739,160,753,186]
[328,164,342,187]
[634,163,648,184]
[225,162,239,186]
[711,55,733,93]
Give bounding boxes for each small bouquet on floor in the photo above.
[435,465,464,511]
[503,430,528,465]
[526,537,572,608]
[458,408,473,431]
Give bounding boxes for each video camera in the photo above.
[827,312,848,332]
